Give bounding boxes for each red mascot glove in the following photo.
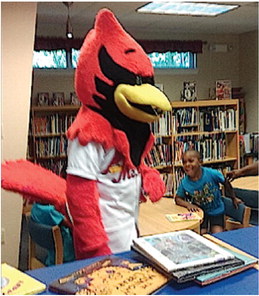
[139,164,166,202]
[66,174,111,259]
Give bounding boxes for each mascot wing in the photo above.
[1,160,67,214]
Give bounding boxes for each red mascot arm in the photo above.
[139,163,166,202]
[66,174,112,259]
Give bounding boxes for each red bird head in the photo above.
[75,9,171,124]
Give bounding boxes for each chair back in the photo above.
[223,196,251,230]
[26,214,64,269]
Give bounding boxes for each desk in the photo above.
[232,176,259,191]
[139,198,203,236]
[27,227,258,295]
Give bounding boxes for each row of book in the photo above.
[34,136,68,159]
[150,110,172,136]
[31,114,76,136]
[172,107,236,133]
[240,132,259,154]
[200,107,236,132]
[174,134,227,164]
[39,159,67,178]
[145,143,172,168]
[160,173,173,196]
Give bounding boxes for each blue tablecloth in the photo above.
[27,227,259,295]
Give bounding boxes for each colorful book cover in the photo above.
[216,80,232,100]
[49,257,169,295]
[1,263,46,295]
[166,212,201,222]
[132,230,234,273]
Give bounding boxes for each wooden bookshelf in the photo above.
[27,105,80,176]
[147,99,240,196]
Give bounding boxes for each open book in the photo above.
[132,230,234,273]
[1,263,46,295]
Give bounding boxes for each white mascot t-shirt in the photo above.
[66,138,141,253]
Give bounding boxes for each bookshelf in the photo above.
[147,99,240,196]
[27,105,80,177]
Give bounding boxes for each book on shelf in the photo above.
[49,256,170,295]
[1,263,46,295]
[132,230,235,274]
[165,212,201,222]
[216,80,232,100]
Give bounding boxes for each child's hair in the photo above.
[182,149,201,161]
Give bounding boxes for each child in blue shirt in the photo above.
[31,203,75,266]
[175,150,240,234]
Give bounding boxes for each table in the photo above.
[232,176,259,191]
[139,198,204,236]
[27,227,258,295]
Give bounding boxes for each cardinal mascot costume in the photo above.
[2,9,171,259]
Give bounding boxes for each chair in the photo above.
[234,188,258,226]
[223,196,251,231]
[25,214,64,270]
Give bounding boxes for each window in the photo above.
[71,49,196,69]
[33,49,196,70]
[148,51,196,69]
[33,50,67,69]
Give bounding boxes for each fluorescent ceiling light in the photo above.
[137,2,239,17]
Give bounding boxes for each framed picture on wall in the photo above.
[52,92,65,106]
[37,92,49,106]
[70,92,81,106]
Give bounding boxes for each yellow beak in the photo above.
[114,84,171,123]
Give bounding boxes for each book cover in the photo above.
[195,248,258,285]
[49,256,169,295]
[216,80,232,100]
[1,263,46,295]
[165,212,201,222]
[132,230,234,273]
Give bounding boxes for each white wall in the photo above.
[1,2,37,267]
[239,31,258,133]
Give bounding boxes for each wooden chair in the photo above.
[222,196,251,231]
[25,214,64,270]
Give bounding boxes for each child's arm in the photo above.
[223,178,242,209]
[175,195,201,212]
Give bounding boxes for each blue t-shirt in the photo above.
[176,167,225,216]
[31,203,75,266]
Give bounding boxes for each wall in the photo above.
[239,31,258,133]
[1,2,37,267]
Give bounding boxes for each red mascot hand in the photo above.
[66,174,112,259]
[139,164,166,202]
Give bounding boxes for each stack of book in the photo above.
[132,230,258,285]
[47,230,257,295]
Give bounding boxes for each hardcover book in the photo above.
[1,263,46,295]
[132,230,234,273]
[49,257,169,295]
[165,212,201,222]
[195,248,258,285]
